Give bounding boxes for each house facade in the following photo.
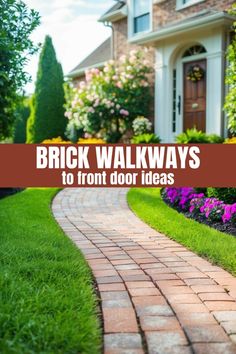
[70,0,235,142]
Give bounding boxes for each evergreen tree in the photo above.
[0,0,40,140]
[13,97,30,143]
[27,36,66,143]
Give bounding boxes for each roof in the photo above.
[103,1,126,17]
[99,1,127,23]
[67,37,112,78]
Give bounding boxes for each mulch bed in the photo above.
[162,196,236,237]
[0,188,24,200]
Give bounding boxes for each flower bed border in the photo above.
[161,189,236,237]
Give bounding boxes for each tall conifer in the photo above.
[27,36,66,143]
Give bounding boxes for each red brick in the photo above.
[205,301,236,311]
[140,316,181,331]
[126,281,155,289]
[129,287,161,297]
[99,283,126,292]
[103,308,139,333]
[133,296,167,306]
[192,343,236,354]
[185,324,229,343]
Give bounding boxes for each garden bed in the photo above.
[0,187,24,199]
[162,194,236,237]
[161,187,236,238]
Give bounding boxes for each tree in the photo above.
[13,97,30,143]
[27,36,66,143]
[0,0,40,140]
[225,4,236,136]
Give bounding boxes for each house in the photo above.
[69,0,235,142]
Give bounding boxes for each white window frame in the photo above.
[176,0,206,11]
[128,0,152,39]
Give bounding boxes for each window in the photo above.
[176,0,205,10]
[172,69,177,133]
[133,0,150,34]
[183,45,206,58]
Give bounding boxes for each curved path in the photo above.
[52,188,236,354]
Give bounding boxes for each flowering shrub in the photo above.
[132,116,152,135]
[164,187,204,211]
[222,204,236,223]
[41,137,70,144]
[163,187,236,225]
[65,50,152,142]
[199,198,225,221]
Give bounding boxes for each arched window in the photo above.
[182,45,207,58]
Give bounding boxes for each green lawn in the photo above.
[0,189,101,354]
[128,188,236,275]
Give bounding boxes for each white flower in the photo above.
[132,116,152,135]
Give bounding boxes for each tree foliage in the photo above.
[27,36,66,143]
[225,3,236,136]
[13,96,30,143]
[0,0,40,139]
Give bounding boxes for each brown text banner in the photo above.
[0,144,235,187]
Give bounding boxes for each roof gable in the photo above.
[68,37,112,78]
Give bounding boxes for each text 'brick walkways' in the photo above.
[52,188,236,354]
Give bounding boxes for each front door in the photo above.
[183,59,207,132]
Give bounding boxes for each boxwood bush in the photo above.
[207,187,236,204]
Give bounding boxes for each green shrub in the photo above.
[27,36,66,143]
[207,187,236,204]
[26,95,36,143]
[207,134,225,144]
[13,98,30,143]
[176,128,223,144]
[131,133,161,144]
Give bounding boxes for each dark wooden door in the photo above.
[183,59,206,132]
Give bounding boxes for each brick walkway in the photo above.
[52,188,236,354]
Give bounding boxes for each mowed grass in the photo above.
[0,189,101,354]
[128,188,236,275]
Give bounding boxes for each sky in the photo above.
[24,0,113,93]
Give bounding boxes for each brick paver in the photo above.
[52,188,236,354]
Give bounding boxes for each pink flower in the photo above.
[88,107,95,113]
[93,99,100,107]
[65,111,72,119]
[120,109,129,116]
[116,82,123,89]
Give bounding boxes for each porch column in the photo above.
[155,49,172,142]
[206,50,225,136]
